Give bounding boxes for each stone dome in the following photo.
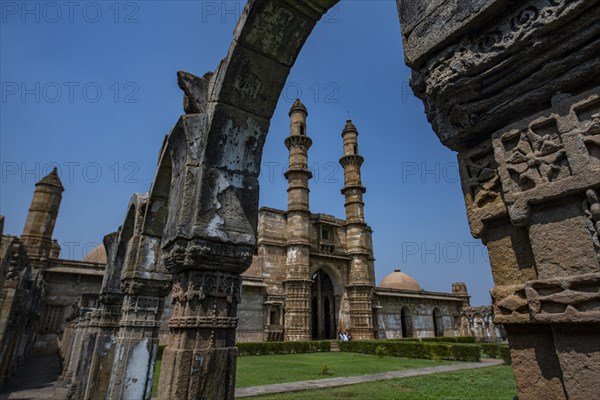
[379,269,422,291]
[84,244,107,264]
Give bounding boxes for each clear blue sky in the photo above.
[0,1,494,305]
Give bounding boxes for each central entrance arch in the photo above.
[311,269,338,339]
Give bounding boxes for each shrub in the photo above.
[481,343,500,358]
[318,364,332,375]
[499,345,512,365]
[339,340,480,362]
[385,336,476,344]
[454,336,477,343]
[375,345,387,358]
[236,340,331,356]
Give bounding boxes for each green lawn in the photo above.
[236,353,455,388]
[251,366,517,400]
[152,352,454,395]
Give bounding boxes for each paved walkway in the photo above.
[1,354,503,399]
[0,353,69,400]
[235,358,504,398]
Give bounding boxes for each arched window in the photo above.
[300,124,305,136]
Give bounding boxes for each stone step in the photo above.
[330,341,339,352]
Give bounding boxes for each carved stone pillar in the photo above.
[397,1,600,398]
[83,232,124,400]
[102,191,172,400]
[340,120,374,340]
[73,309,100,399]
[157,241,252,399]
[106,270,171,400]
[283,100,313,341]
[64,307,96,390]
[59,318,77,380]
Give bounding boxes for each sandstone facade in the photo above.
[233,101,478,342]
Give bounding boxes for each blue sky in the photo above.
[0,1,494,305]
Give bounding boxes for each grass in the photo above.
[152,358,162,397]
[235,353,455,388]
[152,352,454,395]
[251,366,517,399]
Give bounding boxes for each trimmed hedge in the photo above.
[386,336,476,344]
[237,340,331,356]
[499,345,511,365]
[481,343,500,358]
[338,340,481,362]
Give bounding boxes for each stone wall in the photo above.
[376,291,461,339]
[237,284,267,342]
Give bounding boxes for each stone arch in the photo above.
[309,263,342,296]
[162,1,342,254]
[142,143,173,240]
[310,268,339,339]
[400,306,413,338]
[460,313,471,337]
[473,313,484,340]
[115,194,148,275]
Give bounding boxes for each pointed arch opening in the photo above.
[311,269,338,340]
[433,307,444,337]
[401,306,412,338]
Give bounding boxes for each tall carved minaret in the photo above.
[340,120,374,339]
[21,167,64,262]
[283,99,313,341]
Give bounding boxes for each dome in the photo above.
[379,269,421,291]
[84,244,107,264]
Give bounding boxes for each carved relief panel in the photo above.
[491,88,600,226]
[458,140,507,238]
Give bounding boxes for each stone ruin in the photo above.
[7,0,600,399]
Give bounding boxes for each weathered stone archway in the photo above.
[155,2,342,399]
[311,269,338,340]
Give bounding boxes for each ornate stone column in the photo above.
[63,300,97,388]
[73,309,101,399]
[83,232,123,400]
[104,191,173,400]
[283,100,313,341]
[106,256,171,400]
[339,120,374,339]
[397,1,600,398]
[158,241,250,399]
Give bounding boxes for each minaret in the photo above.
[21,167,64,262]
[283,99,313,341]
[340,120,374,339]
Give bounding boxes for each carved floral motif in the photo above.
[500,122,570,192]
